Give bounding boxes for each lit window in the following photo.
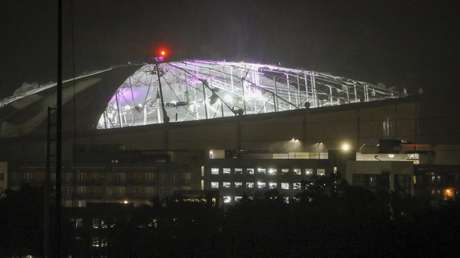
[234,168,243,174]
[281,182,290,190]
[293,168,302,175]
[246,182,254,189]
[100,238,108,247]
[234,196,243,202]
[210,182,219,189]
[223,196,232,203]
[281,168,289,174]
[234,182,243,188]
[257,168,267,174]
[246,168,255,175]
[283,196,290,204]
[369,176,376,186]
[431,175,441,182]
[223,168,231,175]
[92,237,101,248]
[268,168,277,175]
[408,153,419,159]
[305,169,313,176]
[73,218,83,229]
[223,182,231,188]
[257,181,266,189]
[293,182,301,190]
[268,182,277,189]
[317,169,326,176]
[209,150,214,159]
[211,168,219,175]
[92,218,101,229]
[77,200,86,207]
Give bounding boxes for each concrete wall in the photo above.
[76,98,419,153]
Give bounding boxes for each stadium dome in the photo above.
[96,60,398,129]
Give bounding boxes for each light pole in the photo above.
[54,0,63,257]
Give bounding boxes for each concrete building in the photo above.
[344,144,460,200]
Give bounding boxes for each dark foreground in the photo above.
[1,184,458,258]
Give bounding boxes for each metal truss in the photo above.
[97,60,399,129]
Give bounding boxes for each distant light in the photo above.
[290,137,300,143]
[154,46,171,61]
[388,154,395,158]
[340,142,351,152]
[122,200,129,205]
[157,48,168,57]
[443,187,455,200]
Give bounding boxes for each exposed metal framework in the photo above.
[97,60,399,129]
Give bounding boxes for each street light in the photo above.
[340,142,352,153]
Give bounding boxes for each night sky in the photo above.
[2,0,457,101]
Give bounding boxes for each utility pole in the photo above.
[55,0,63,256]
[44,108,56,258]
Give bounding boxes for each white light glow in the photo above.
[340,142,351,152]
[224,94,233,103]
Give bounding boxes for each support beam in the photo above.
[155,63,169,123]
[202,82,208,119]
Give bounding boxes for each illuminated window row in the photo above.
[210,181,302,190]
[223,195,244,204]
[222,195,294,204]
[210,167,326,176]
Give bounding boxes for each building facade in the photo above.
[7,160,193,207]
[204,156,332,204]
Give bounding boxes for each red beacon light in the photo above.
[154,47,170,62]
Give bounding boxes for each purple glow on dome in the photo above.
[110,86,150,106]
